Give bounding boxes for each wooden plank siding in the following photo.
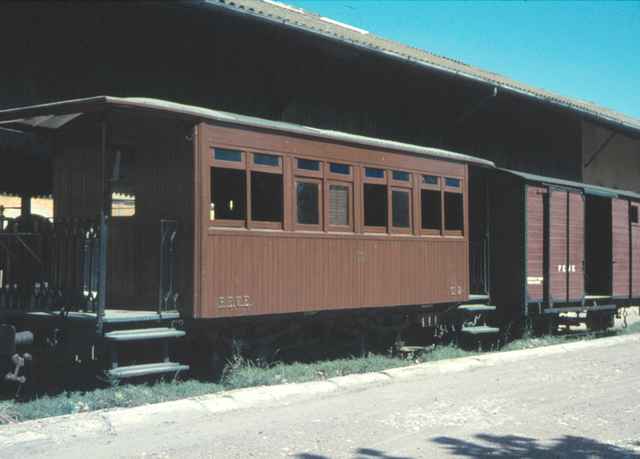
[525,185,545,302]
[546,189,585,304]
[548,189,569,304]
[568,192,585,302]
[612,198,631,298]
[195,122,469,319]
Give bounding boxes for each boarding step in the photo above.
[107,362,189,379]
[458,304,496,313]
[461,325,500,336]
[105,327,185,342]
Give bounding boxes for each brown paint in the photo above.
[612,198,630,298]
[195,122,469,319]
[525,186,545,302]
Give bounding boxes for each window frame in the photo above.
[390,186,412,234]
[631,203,640,226]
[362,167,388,233]
[248,165,284,230]
[418,174,442,236]
[443,176,464,237]
[211,147,246,170]
[326,161,353,180]
[326,180,353,232]
[209,146,248,227]
[294,177,323,231]
[295,157,324,179]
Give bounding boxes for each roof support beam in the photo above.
[584,131,616,168]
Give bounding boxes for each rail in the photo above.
[469,238,490,295]
[0,216,103,314]
[158,219,178,313]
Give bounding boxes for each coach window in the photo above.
[420,175,442,235]
[390,170,412,233]
[363,168,387,232]
[632,204,639,225]
[444,177,464,235]
[210,148,247,226]
[328,182,352,230]
[250,152,283,228]
[296,179,321,228]
[323,162,354,232]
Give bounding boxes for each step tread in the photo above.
[461,325,500,335]
[105,327,185,342]
[108,362,189,379]
[458,304,497,312]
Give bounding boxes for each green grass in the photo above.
[1,315,639,425]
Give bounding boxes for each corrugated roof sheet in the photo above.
[499,168,640,200]
[0,96,495,167]
[201,0,640,134]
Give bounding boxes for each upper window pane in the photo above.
[392,190,410,228]
[365,167,385,179]
[213,148,242,162]
[296,181,320,225]
[364,183,387,227]
[211,167,246,221]
[392,170,410,182]
[254,153,280,167]
[423,175,439,185]
[329,184,350,226]
[297,158,320,171]
[445,177,461,188]
[330,163,350,175]
[251,171,283,222]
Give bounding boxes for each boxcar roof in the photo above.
[0,96,495,167]
[499,168,640,201]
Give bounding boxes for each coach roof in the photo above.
[0,96,495,167]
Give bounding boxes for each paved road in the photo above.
[6,337,640,458]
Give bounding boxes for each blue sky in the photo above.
[287,1,640,119]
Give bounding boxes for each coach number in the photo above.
[217,295,252,308]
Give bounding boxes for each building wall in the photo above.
[582,120,640,192]
[0,3,632,188]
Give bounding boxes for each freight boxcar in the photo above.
[0,96,494,381]
[480,168,640,330]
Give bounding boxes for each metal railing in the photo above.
[469,238,490,295]
[0,217,103,314]
[158,219,178,313]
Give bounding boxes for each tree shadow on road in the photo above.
[432,433,640,458]
[295,447,413,459]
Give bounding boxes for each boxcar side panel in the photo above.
[548,189,568,304]
[567,192,585,302]
[525,185,545,303]
[612,198,630,299]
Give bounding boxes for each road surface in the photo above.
[4,335,640,458]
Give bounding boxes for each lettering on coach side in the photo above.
[217,295,252,308]
[556,264,576,273]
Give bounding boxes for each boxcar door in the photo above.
[525,185,546,303]
[612,198,631,299]
[567,191,585,303]
[547,188,569,304]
